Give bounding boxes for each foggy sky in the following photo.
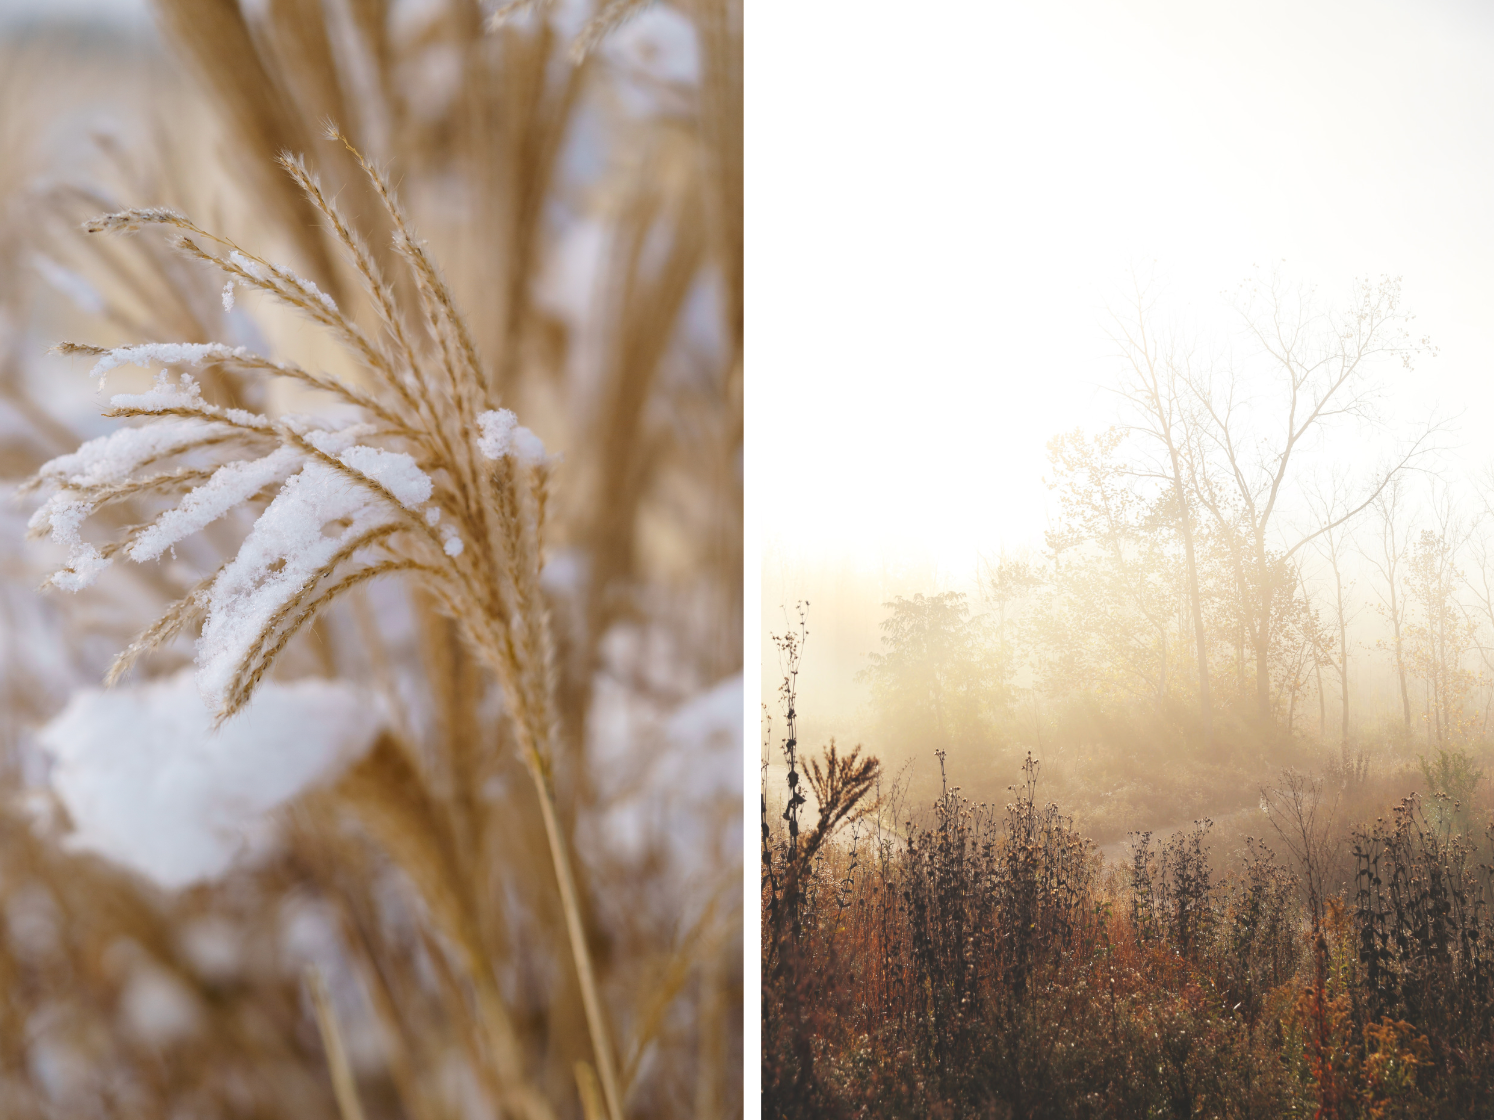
[753,0,1494,573]
[748,0,1494,755]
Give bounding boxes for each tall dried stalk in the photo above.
[29,141,629,1119]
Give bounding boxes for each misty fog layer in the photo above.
[765,273,1492,848]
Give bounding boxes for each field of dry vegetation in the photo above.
[0,3,740,1119]
[764,629,1494,1118]
[762,275,1494,1117]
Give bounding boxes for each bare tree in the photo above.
[1108,277,1215,745]
[1404,490,1476,747]
[1460,466,1494,738]
[1290,567,1327,738]
[1360,475,1416,736]
[1184,273,1438,723]
[1308,473,1361,748]
[1043,428,1182,710]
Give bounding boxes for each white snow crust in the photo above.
[37,671,384,890]
[36,418,234,489]
[195,460,398,710]
[89,343,248,381]
[127,445,304,562]
[305,430,432,508]
[476,408,547,466]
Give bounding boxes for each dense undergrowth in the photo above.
[762,641,1494,1119]
[764,753,1494,1118]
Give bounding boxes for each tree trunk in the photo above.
[1177,507,1212,747]
[1158,628,1167,707]
[1391,589,1411,732]
[1253,547,1274,722]
[1316,660,1326,740]
[1335,564,1349,748]
[1255,634,1272,721]
[1339,653,1349,747]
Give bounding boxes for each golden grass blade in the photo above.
[332,735,559,1120]
[328,128,486,422]
[574,1061,607,1120]
[621,894,722,1092]
[217,542,415,721]
[533,770,624,1120]
[105,566,223,686]
[305,965,369,1120]
[149,0,341,291]
[275,151,447,447]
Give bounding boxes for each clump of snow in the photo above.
[285,417,375,448]
[196,461,397,711]
[89,343,248,381]
[511,426,547,467]
[120,963,201,1045]
[26,1031,91,1105]
[7,884,61,963]
[279,896,342,969]
[221,281,235,312]
[441,526,464,556]
[108,370,206,413]
[583,663,742,907]
[608,4,700,87]
[227,250,269,283]
[29,413,283,591]
[476,408,548,466]
[303,431,432,508]
[180,916,243,983]
[37,670,384,890]
[48,545,111,592]
[540,547,587,598]
[29,494,105,588]
[128,445,303,562]
[666,674,745,819]
[476,408,517,458]
[535,218,605,332]
[36,418,234,489]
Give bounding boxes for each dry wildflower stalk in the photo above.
[27,146,624,1120]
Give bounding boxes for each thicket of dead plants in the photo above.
[763,619,1494,1120]
[0,3,740,1119]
